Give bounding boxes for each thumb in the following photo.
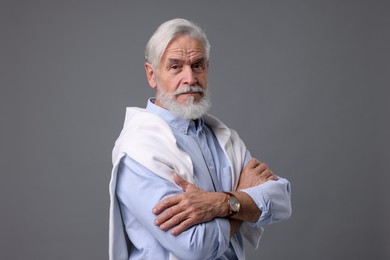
[173,172,191,191]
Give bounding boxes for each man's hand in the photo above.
[152,173,228,236]
[236,158,278,191]
[152,159,277,236]
[222,158,278,223]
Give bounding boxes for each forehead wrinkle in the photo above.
[163,37,205,60]
[164,48,205,64]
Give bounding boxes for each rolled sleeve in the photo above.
[241,177,292,227]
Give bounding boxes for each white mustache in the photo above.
[174,85,204,95]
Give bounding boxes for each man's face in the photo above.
[145,35,209,108]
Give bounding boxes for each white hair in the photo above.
[145,18,211,69]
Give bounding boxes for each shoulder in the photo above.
[119,108,176,145]
[124,107,168,130]
[112,107,176,164]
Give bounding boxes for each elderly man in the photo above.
[109,18,292,260]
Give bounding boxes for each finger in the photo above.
[154,204,182,226]
[173,172,199,192]
[261,168,278,181]
[173,172,191,191]
[255,163,268,175]
[170,218,195,236]
[153,196,181,215]
[248,158,261,167]
[262,169,273,179]
[268,175,278,181]
[267,171,278,181]
[158,211,188,231]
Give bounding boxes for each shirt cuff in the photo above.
[240,177,291,227]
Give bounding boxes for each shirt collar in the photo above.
[146,98,204,135]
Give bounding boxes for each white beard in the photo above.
[156,84,211,120]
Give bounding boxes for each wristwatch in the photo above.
[223,192,240,216]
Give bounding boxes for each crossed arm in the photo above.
[152,158,279,237]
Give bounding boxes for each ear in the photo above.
[145,62,157,89]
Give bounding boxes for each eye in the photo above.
[170,63,183,69]
[192,62,205,72]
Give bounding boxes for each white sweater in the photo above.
[109,107,263,260]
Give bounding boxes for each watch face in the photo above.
[229,196,240,212]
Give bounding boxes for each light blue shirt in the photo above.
[116,99,291,259]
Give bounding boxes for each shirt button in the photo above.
[208,165,214,170]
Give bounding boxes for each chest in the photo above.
[172,128,232,192]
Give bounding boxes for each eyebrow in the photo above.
[166,57,206,65]
[166,58,183,65]
[192,57,206,64]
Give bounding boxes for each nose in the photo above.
[182,66,197,86]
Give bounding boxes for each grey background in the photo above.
[1,1,389,259]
